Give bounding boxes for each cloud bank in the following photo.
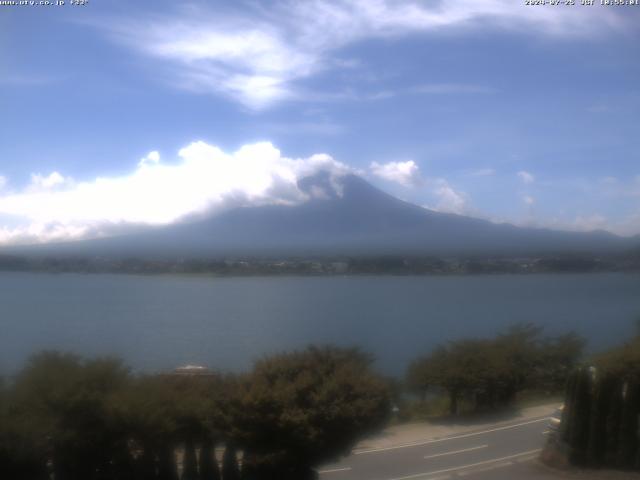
[0,142,353,245]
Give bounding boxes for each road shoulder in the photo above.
[354,404,559,454]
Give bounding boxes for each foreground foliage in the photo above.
[0,347,390,480]
[232,347,390,479]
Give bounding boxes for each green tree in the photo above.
[407,339,509,414]
[230,346,390,479]
[0,374,49,480]
[537,332,585,393]
[407,324,583,415]
[9,351,130,480]
[493,323,544,403]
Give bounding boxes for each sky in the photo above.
[1,0,639,245]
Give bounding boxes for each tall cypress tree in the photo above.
[239,451,258,480]
[603,377,623,466]
[221,444,240,480]
[586,372,613,467]
[561,371,578,444]
[157,444,179,480]
[182,439,199,480]
[617,380,640,469]
[569,367,592,465]
[199,439,220,480]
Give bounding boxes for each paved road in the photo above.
[318,416,554,480]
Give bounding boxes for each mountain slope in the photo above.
[3,172,634,258]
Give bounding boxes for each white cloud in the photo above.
[0,141,353,245]
[517,170,535,184]
[0,176,6,190]
[138,151,160,167]
[368,161,471,215]
[523,195,535,206]
[370,160,422,187]
[431,179,468,215]
[29,172,72,191]
[105,16,315,109]
[0,223,91,247]
[98,0,626,109]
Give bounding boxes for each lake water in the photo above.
[1,272,639,376]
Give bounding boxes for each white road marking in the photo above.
[423,444,488,459]
[383,448,542,480]
[318,467,352,474]
[354,417,550,455]
[457,461,512,476]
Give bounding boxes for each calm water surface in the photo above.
[1,272,639,376]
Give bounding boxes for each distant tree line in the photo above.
[1,253,638,276]
[556,326,640,471]
[0,346,390,480]
[406,324,585,415]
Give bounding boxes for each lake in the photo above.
[1,272,639,376]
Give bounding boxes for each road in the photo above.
[318,416,556,480]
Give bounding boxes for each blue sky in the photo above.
[1,0,639,244]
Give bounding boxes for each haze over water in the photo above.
[2,272,639,376]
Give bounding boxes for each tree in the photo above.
[407,324,584,415]
[406,349,442,403]
[537,332,585,393]
[182,439,198,480]
[559,330,640,471]
[9,351,130,480]
[0,374,49,480]
[230,346,390,479]
[110,375,179,480]
[493,323,544,403]
[221,444,240,480]
[199,438,221,480]
[407,339,513,414]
